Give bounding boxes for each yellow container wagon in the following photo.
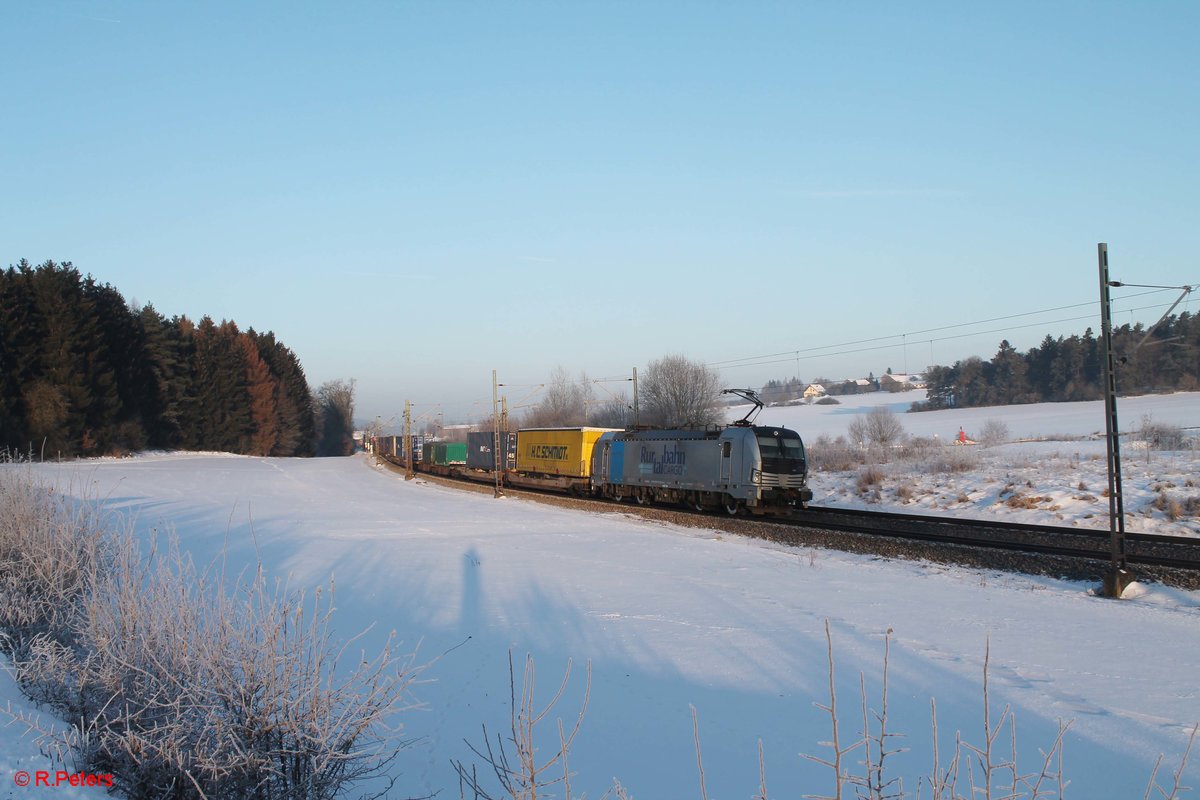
[515,427,617,480]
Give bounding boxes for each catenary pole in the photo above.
[1098,243,1130,597]
[493,370,503,497]
[403,400,414,481]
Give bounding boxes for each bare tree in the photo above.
[524,367,593,428]
[639,354,722,428]
[849,407,906,450]
[314,378,356,456]
[588,394,630,429]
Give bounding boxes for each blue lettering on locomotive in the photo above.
[638,444,687,476]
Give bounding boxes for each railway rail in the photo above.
[376,454,1200,590]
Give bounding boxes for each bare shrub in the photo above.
[454,651,591,800]
[848,415,869,448]
[0,469,111,656]
[849,408,906,450]
[810,435,865,472]
[1140,415,1187,451]
[920,446,978,475]
[899,436,941,461]
[978,419,1010,448]
[1,470,420,799]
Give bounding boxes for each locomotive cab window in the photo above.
[721,441,732,457]
[756,432,805,460]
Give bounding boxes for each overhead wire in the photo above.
[706,289,1194,373]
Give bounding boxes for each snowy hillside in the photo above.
[749,390,1200,536]
[2,392,1198,798]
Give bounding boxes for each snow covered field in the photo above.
[755,390,1200,537]
[3,392,1200,798]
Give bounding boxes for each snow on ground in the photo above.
[2,392,1199,798]
[1,657,93,799]
[750,390,1200,536]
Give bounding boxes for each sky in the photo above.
[3,1,1199,423]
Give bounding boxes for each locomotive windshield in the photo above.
[753,427,807,479]
[755,429,805,461]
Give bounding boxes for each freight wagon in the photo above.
[512,427,618,492]
[419,441,468,475]
[465,431,517,472]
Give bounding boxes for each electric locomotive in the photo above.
[589,389,811,514]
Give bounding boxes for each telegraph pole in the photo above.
[492,370,503,498]
[403,400,414,481]
[1098,243,1130,597]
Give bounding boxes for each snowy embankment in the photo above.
[2,391,1198,798]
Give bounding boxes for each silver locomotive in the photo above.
[589,390,811,515]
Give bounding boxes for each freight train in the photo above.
[377,389,812,515]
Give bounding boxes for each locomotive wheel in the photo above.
[635,489,650,505]
[723,495,741,516]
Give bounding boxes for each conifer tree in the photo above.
[240,330,278,457]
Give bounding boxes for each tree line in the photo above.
[494,354,724,432]
[0,260,355,458]
[916,313,1200,411]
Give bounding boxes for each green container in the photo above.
[422,441,467,466]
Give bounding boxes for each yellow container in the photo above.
[516,427,617,477]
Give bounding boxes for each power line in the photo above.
[706,289,1192,373]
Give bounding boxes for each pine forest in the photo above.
[1,260,316,459]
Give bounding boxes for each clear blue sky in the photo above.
[4,1,1197,423]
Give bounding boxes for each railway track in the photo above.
[791,506,1200,572]
[376,455,1200,590]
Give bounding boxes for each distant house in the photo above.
[880,373,927,392]
[803,383,826,400]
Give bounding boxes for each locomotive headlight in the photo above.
[751,468,762,484]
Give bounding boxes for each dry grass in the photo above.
[857,465,886,492]
[1152,491,1200,521]
[0,466,421,799]
[453,629,1200,800]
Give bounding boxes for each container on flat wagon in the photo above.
[466,431,516,471]
[421,441,468,466]
[515,427,617,478]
